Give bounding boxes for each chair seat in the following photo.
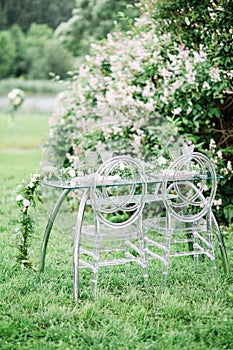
[144,217,207,232]
[87,193,163,206]
[81,223,140,247]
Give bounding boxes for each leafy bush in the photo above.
[149,0,233,148]
[33,1,233,223]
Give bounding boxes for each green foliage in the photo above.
[0,22,77,80]
[15,23,74,79]
[0,23,74,80]
[0,0,76,31]
[9,25,26,77]
[0,30,16,78]
[47,0,233,224]
[149,0,233,148]
[55,0,140,56]
[0,1,139,78]
[204,140,233,224]
[153,0,233,70]
[15,173,41,270]
[27,39,74,80]
[26,23,53,49]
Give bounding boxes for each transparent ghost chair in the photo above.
[144,151,229,289]
[73,155,147,300]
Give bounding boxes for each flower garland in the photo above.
[15,173,41,270]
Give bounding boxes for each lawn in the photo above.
[0,112,233,350]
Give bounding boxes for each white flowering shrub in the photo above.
[45,0,232,223]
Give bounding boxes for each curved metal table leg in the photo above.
[73,188,90,302]
[39,188,71,272]
[212,212,229,274]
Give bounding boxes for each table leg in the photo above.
[212,212,229,274]
[73,188,90,302]
[39,188,71,272]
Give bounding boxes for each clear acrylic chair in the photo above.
[144,151,228,289]
[73,155,147,300]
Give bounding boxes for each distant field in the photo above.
[0,78,66,96]
[0,111,49,150]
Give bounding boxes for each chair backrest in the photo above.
[90,156,146,227]
[162,152,217,222]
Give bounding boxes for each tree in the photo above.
[27,39,74,79]
[23,24,74,79]
[0,30,16,78]
[0,0,76,32]
[55,0,140,56]
[9,24,26,76]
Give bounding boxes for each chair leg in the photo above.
[92,221,100,297]
[211,213,229,274]
[73,189,90,302]
[161,229,172,291]
[207,214,217,274]
[193,229,199,270]
[92,265,99,298]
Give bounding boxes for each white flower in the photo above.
[23,199,30,207]
[209,67,221,82]
[214,198,222,210]
[16,194,23,201]
[157,156,167,166]
[23,198,30,208]
[203,81,210,89]
[68,169,76,178]
[173,107,182,115]
[185,17,190,26]
[209,138,216,150]
[119,162,125,171]
[216,198,222,205]
[8,88,25,109]
[217,150,222,159]
[227,161,232,172]
[197,182,209,191]
[133,134,141,146]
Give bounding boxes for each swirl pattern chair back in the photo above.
[90,156,146,228]
[162,152,217,222]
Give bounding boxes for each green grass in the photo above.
[0,78,66,96]
[0,112,233,349]
[0,111,49,150]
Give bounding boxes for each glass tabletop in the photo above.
[41,170,204,190]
